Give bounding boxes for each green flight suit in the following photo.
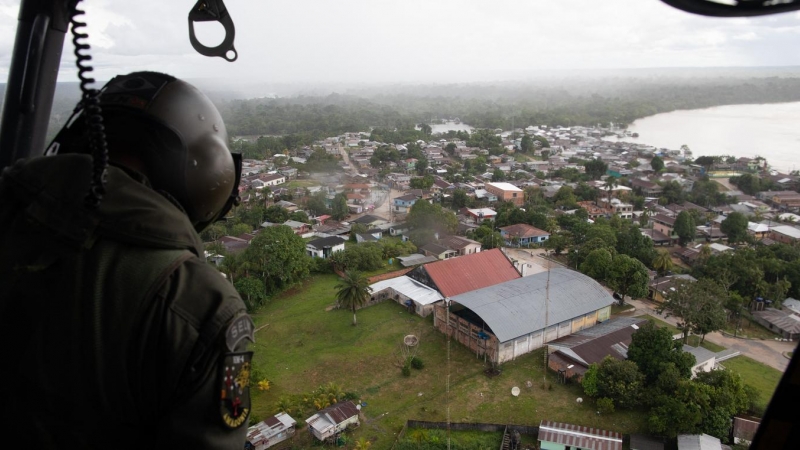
[0,154,254,449]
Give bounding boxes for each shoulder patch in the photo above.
[220,351,253,429]
[225,314,255,352]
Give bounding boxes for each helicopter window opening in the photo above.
[192,21,226,48]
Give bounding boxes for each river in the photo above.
[603,102,800,173]
[430,121,474,134]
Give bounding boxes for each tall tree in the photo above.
[673,211,696,246]
[584,159,609,180]
[580,248,613,283]
[335,270,373,326]
[627,321,695,384]
[331,193,349,221]
[721,211,749,244]
[603,177,618,206]
[660,278,728,343]
[233,277,268,312]
[520,135,533,153]
[588,356,646,409]
[243,225,311,295]
[651,155,665,173]
[607,254,649,305]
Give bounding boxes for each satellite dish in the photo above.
[511,387,520,397]
[356,404,362,410]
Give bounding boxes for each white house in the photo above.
[306,401,360,442]
[306,236,346,258]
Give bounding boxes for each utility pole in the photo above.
[543,250,550,385]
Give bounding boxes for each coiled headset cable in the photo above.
[69,0,108,210]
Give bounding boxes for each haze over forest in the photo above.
[3,66,800,143]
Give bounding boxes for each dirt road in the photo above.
[624,297,796,372]
[372,187,404,221]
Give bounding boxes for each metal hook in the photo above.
[188,0,237,62]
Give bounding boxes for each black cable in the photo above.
[69,0,108,210]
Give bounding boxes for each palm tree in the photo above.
[652,249,674,301]
[603,177,618,210]
[354,437,372,450]
[699,242,712,261]
[653,249,674,277]
[335,270,373,326]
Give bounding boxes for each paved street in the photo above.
[623,297,796,372]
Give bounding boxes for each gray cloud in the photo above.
[1,0,799,84]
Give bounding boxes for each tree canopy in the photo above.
[673,211,696,246]
[607,254,649,305]
[660,278,728,343]
[242,225,312,295]
[627,321,695,384]
[720,211,749,244]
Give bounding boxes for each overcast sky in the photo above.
[2,0,800,86]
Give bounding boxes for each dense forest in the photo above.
[8,73,800,145]
[214,76,800,137]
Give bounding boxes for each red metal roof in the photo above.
[423,248,520,298]
[538,420,622,450]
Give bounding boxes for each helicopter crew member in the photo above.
[0,72,254,449]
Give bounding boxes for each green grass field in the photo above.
[722,356,783,411]
[249,274,648,450]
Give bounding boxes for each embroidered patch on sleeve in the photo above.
[219,351,253,429]
[225,315,255,352]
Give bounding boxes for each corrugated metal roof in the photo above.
[398,254,440,267]
[424,248,520,298]
[450,268,615,342]
[247,413,296,443]
[305,401,359,431]
[370,276,443,306]
[538,420,622,450]
[753,308,800,334]
[683,345,717,366]
[677,434,722,450]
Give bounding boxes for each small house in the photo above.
[538,420,622,450]
[306,401,360,442]
[499,223,550,246]
[306,236,347,259]
[245,413,297,450]
[677,434,722,450]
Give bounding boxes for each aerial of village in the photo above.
[207,123,799,450]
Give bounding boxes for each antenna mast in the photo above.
[446,297,451,450]
[543,251,550,385]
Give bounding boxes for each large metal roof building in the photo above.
[434,268,615,363]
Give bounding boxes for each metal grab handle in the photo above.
[20,13,50,113]
[188,0,237,62]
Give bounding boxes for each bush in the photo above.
[311,256,333,274]
[410,357,425,370]
[597,397,615,414]
[402,365,411,377]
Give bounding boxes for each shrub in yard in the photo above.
[410,357,424,370]
[402,365,411,377]
[597,397,615,414]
